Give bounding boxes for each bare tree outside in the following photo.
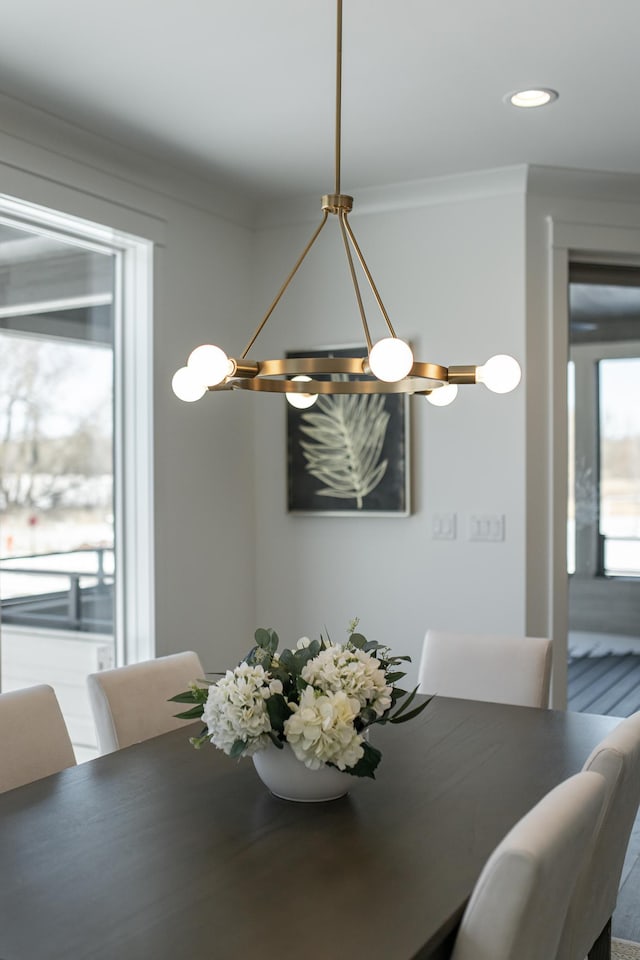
[0,333,113,559]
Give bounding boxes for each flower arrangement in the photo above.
[171,619,431,779]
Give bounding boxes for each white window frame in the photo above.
[0,192,155,665]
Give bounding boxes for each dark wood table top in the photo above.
[0,697,619,960]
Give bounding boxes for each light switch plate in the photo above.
[469,514,505,541]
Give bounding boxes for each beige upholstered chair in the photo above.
[555,711,640,960]
[87,650,205,754]
[451,771,607,960]
[417,629,552,708]
[0,684,76,793]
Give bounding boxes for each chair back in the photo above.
[451,770,606,960]
[555,711,640,960]
[87,650,205,754]
[417,629,551,707]
[0,684,76,792]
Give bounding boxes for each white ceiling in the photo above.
[1,0,640,202]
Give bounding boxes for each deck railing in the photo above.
[0,548,114,634]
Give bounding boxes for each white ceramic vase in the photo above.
[252,743,351,802]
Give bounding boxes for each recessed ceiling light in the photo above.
[507,88,559,108]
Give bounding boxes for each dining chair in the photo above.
[0,684,76,793]
[417,629,552,707]
[555,711,640,960]
[450,770,607,960]
[87,650,205,754]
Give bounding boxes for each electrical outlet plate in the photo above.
[432,512,457,540]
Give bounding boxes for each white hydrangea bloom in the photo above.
[301,644,392,718]
[284,686,364,771]
[296,636,311,649]
[202,662,282,757]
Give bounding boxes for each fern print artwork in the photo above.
[299,394,389,509]
[286,346,409,516]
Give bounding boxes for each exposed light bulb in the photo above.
[368,338,414,382]
[187,344,233,387]
[172,366,207,402]
[286,375,318,410]
[426,383,458,407]
[476,355,522,394]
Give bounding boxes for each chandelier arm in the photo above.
[338,210,373,351]
[342,213,398,338]
[335,0,343,195]
[240,211,330,359]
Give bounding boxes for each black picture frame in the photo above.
[286,345,410,516]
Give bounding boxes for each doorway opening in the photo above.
[567,262,640,716]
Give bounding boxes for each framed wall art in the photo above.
[286,345,410,516]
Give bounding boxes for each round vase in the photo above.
[252,743,351,802]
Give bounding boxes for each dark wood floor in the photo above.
[568,653,640,943]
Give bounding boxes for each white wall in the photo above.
[0,94,257,674]
[252,170,528,678]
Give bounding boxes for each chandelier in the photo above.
[172,0,521,409]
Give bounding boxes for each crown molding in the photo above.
[254,165,529,229]
[0,91,255,228]
[527,164,640,204]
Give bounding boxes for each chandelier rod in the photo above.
[335,0,343,195]
[240,212,329,360]
[240,0,347,363]
[338,211,373,350]
[342,212,398,339]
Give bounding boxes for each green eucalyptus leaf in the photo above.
[391,690,434,723]
[385,671,406,684]
[389,684,419,720]
[266,693,290,734]
[269,664,290,687]
[279,648,297,673]
[173,705,205,720]
[345,741,382,779]
[390,695,434,724]
[349,632,367,649]
[254,628,279,656]
[293,646,317,672]
[168,690,199,704]
[229,739,247,759]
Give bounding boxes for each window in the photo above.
[0,198,153,761]
[569,263,640,581]
[599,357,640,576]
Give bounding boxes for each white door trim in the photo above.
[549,218,640,707]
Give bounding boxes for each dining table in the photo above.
[0,695,620,960]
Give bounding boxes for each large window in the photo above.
[599,357,640,576]
[0,200,153,761]
[569,263,640,582]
